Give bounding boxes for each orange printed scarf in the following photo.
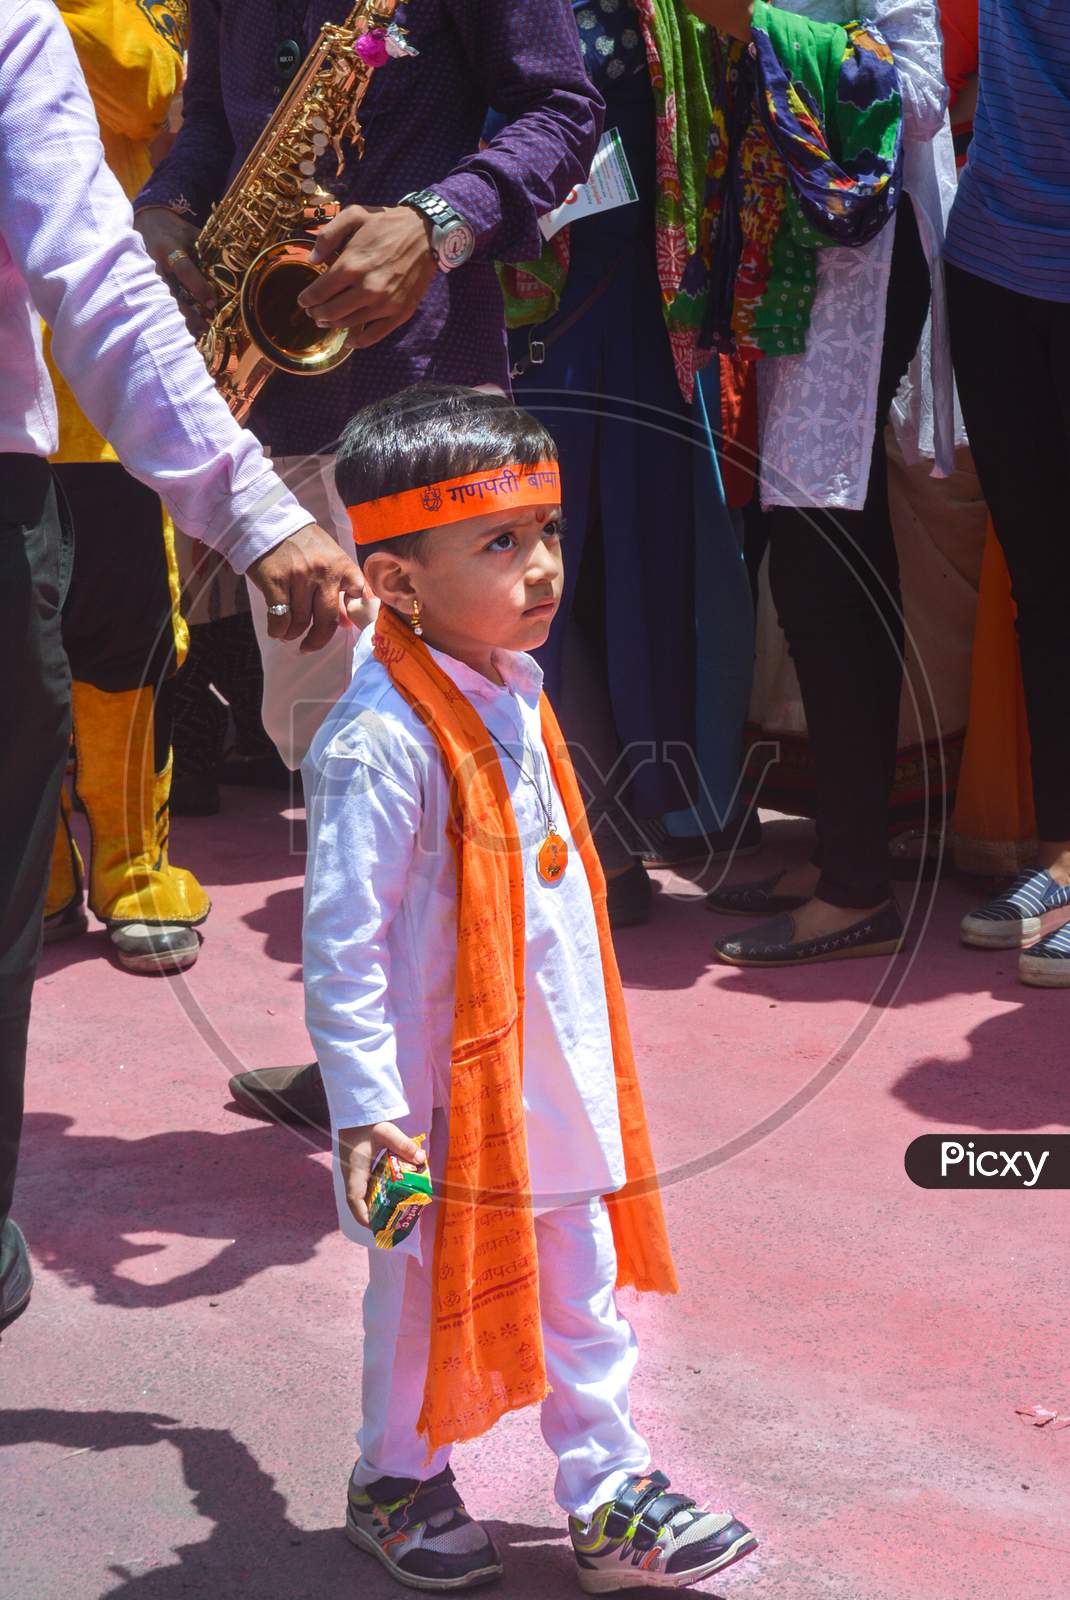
[371,605,678,1454]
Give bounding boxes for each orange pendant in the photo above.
[537,831,568,884]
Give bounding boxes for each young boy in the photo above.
[302,384,758,1593]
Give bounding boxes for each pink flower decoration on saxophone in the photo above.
[355,29,390,68]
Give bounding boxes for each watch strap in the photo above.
[400,188,475,271]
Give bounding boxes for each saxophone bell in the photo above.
[240,236,351,376]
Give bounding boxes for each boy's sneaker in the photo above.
[570,1470,757,1592]
[960,869,1070,950]
[346,1464,503,1592]
[1019,921,1070,987]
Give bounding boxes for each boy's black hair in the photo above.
[335,383,559,567]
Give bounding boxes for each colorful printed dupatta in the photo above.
[499,1,714,334]
[370,604,678,1453]
[500,3,902,400]
[667,4,903,395]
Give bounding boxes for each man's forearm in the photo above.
[434,0,604,263]
[0,2,310,570]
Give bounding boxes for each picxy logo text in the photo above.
[904,1134,1070,1190]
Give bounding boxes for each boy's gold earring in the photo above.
[410,598,424,637]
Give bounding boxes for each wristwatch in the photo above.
[400,189,476,272]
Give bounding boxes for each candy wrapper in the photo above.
[366,1135,432,1249]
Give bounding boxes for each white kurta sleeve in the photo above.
[868,0,949,142]
[0,0,311,570]
[303,732,421,1131]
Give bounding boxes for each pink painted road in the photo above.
[4,789,1068,1600]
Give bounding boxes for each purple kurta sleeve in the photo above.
[430,0,604,263]
[134,0,233,223]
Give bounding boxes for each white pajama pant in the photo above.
[246,452,358,771]
[353,1193,651,1523]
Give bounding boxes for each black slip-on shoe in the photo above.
[706,871,810,917]
[228,1061,330,1132]
[43,897,89,945]
[0,1220,33,1334]
[607,862,653,929]
[641,811,762,870]
[715,901,904,967]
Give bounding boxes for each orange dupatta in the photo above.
[370,605,678,1454]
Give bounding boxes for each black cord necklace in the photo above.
[487,730,569,885]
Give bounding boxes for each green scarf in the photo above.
[498,1,713,330]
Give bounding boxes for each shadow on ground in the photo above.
[19,1113,332,1309]
[2,1408,736,1600]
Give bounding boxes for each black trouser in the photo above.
[947,262,1070,844]
[0,457,72,1229]
[54,462,177,770]
[173,612,273,779]
[763,204,931,908]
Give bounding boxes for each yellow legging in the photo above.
[45,464,209,928]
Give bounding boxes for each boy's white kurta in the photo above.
[758,0,956,510]
[302,627,627,1258]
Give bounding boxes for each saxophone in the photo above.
[194,1,409,422]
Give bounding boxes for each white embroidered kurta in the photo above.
[758,0,956,511]
[302,628,627,1256]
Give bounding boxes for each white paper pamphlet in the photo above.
[538,128,638,242]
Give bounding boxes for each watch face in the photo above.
[438,221,475,268]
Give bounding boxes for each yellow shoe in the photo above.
[70,681,210,974]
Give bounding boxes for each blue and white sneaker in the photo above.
[346,1465,502,1591]
[570,1470,758,1591]
[960,869,1070,951]
[1019,921,1070,988]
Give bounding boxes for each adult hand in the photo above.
[246,523,368,653]
[298,204,438,349]
[134,205,216,335]
[337,1121,428,1230]
[682,0,754,39]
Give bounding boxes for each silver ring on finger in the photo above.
[267,603,291,617]
[166,247,191,269]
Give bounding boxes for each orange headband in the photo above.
[347,460,561,546]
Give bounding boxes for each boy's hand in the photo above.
[337,588,380,631]
[338,1120,428,1230]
